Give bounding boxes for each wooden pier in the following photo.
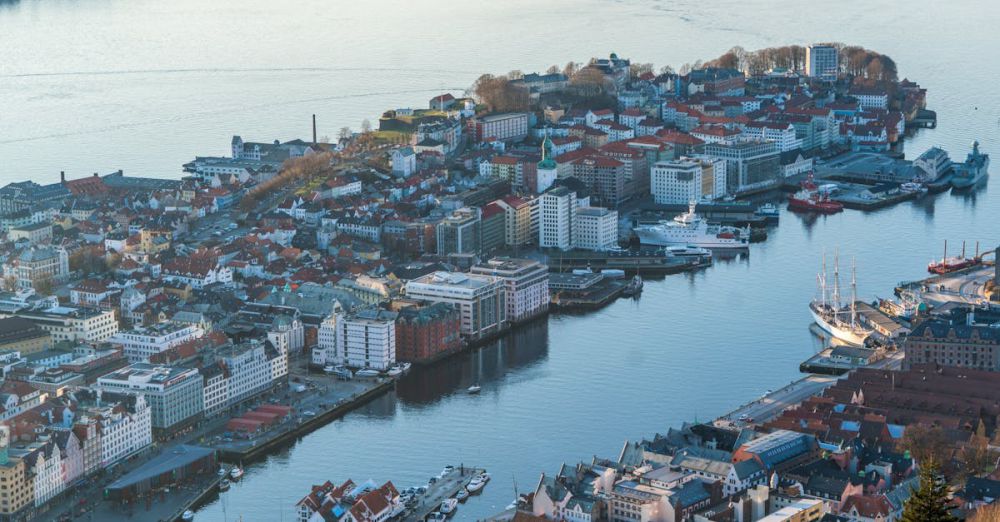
[401,466,486,521]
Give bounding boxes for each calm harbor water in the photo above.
[3,0,1000,520]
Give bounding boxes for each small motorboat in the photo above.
[181,510,195,521]
[440,498,458,515]
[218,479,231,492]
[355,369,381,378]
[478,472,491,483]
[217,466,227,477]
[465,477,485,493]
[387,367,403,377]
[230,466,244,480]
[426,512,447,521]
[467,384,481,394]
[399,362,412,373]
[455,488,470,502]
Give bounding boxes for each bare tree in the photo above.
[471,74,530,112]
[338,127,352,141]
[629,62,654,78]
[546,65,560,75]
[361,119,372,134]
[570,66,610,97]
[563,61,579,78]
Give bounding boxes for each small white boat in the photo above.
[478,472,491,483]
[181,510,195,521]
[455,488,470,501]
[440,498,458,514]
[217,466,227,477]
[399,362,412,373]
[323,364,336,374]
[387,367,403,377]
[467,384,481,394]
[355,369,381,378]
[465,477,485,493]
[230,467,244,480]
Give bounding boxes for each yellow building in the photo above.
[0,428,33,519]
[0,317,51,355]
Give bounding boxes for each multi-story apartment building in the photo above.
[219,340,286,404]
[405,272,507,341]
[394,302,462,363]
[495,196,538,248]
[96,364,203,438]
[805,44,839,81]
[470,258,549,324]
[742,122,802,152]
[107,322,205,363]
[15,306,118,343]
[651,158,728,204]
[436,208,481,256]
[77,388,153,467]
[468,112,529,142]
[15,246,68,290]
[570,156,627,208]
[335,309,397,370]
[0,452,32,520]
[0,317,51,355]
[539,187,578,251]
[903,319,1000,371]
[704,141,781,194]
[573,207,618,251]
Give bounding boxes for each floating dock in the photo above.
[401,466,487,521]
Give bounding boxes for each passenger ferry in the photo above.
[634,202,749,249]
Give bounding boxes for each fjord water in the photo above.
[3,0,1000,519]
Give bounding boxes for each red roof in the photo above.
[692,124,740,137]
[655,129,705,146]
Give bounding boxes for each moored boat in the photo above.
[927,240,981,274]
[753,203,780,222]
[218,479,231,492]
[788,175,843,214]
[810,253,872,347]
[467,384,481,394]
[182,510,195,521]
[455,488,470,501]
[440,498,458,515]
[634,202,749,249]
[229,466,244,480]
[355,369,381,378]
[951,140,989,190]
[622,275,643,297]
[466,476,485,493]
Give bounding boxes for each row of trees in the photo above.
[702,44,898,81]
[471,74,531,113]
[238,152,333,212]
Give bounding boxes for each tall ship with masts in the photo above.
[809,252,873,347]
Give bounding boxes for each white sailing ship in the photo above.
[809,252,873,347]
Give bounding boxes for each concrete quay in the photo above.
[401,466,487,521]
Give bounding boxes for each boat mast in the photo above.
[832,249,841,312]
[819,250,828,307]
[850,257,858,329]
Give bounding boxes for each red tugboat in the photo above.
[788,174,844,214]
[928,240,982,274]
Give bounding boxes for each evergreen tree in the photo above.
[901,461,957,522]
